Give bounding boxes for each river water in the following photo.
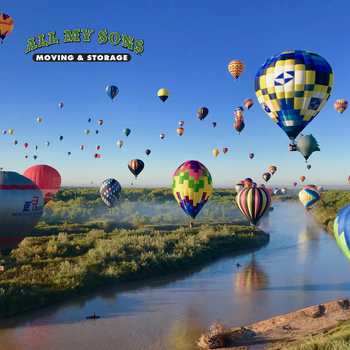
[1,202,350,350]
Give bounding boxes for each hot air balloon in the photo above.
[269,166,277,175]
[85,129,90,135]
[244,99,254,110]
[177,127,184,136]
[236,187,271,226]
[3,130,6,135]
[307,164,311,170]
[67,152,71,155]
[33,156,37,160]
[46,142,50,146]
[100,178,122,208]
[257,184,265,188]
[293,182,297,187]
[96,145,100,150]
[145,149,151,156]
[13,140,18,145]
[273,188,280,195]
[265,188,273,196]
[235,183,244,192]
[299,185,321,211]
[58,103,64,108]
[252,182,257,188]
[297,134,320,163]
[334,100,348,115]
[80,145,84,150]
[0,14,14,44]
[235,115,244,123]
[213,149,219,157]
[23,164,61,205]
[334,203,350,262]
[255,50,333,148]
[95,130,99,134]
[37,118,42,123]
[93,153,98,158]
[281,187,287,194]
[234,121,245,134]
[160,133,165,139]
[222,148,228,154]
[23,143,28,148]
[158,88,169,103]
[178,121,184,126]
[97,154,101,159]
[197,107,209,121]
[90,181,93,184]
[249,153,254,159]
[87,118,91,122]
[237,180,244,186]
[172,160,212,220]
[228,60,245,82]
[318,186,323,191]
[9,129,13,135]
[262,172,271,183]
[34,146,38,150]
[300,176,306,182]
[106,85,119,101]
[348,175,350,185]
[244,178,253,188]
[123,128,131,137]
[98,120,103,125]
[117,141,123,148]
[212,122,217,128]
[59,135,63,141]
[128,159,144,179]
[0,171,44,255]
[25,155,28,159]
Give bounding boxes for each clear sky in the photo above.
[1,0,349,189]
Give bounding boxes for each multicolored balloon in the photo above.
[80,145,84,150]
[318,186,323,191]
[212,122,217,128]
[269,166,277,175]
[95,130,99,134]
[197,107,209,121]
[334,203,350,262]
[123,128,131,137]
[235,183,244,192]
[117,141,123,148]
[0,14,14,43]
[67,152,71,155]
[100,179,122,208]
[244,99,254,110]
[106,85,119,101]
[145,149,151,156]
[281,187,287,194]
[158,88,169,103]
[234,121,245,134]
[244,178,253,188]
[85,129,90,135]
[178,121,184,126]
[177,127,184,136]
[128,159,144,179]
[228,60,245,82]
[334,100,348,115]
[98,120,103,125]
[307,164,311,170]
[172,160,212,220]
[262,172,271,183]
[236,187,271,226]
[160,133,165,139]
[293,182,297,186]
[58,103,64,108]
[299,185,321,211]
[300,176,306,182]
[255,50,333,144]
[46,142,50,146]
[13,140,17,145]
[222,148,228,154]
[249,153,254,159]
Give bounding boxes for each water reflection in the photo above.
[298,223,320,262]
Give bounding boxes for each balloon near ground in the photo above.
[172,160,212,220]
[0,171,44,255]
[255,50,333,145]
[334,203,350,262]
[0,14,14,43]
[23,164,61,205]
[299,185,321,211]
[157,88,169,103]
[235,187,271,226]
[128,159,144,179]
[100,179,122,208]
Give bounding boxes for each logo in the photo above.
[25,29,144,62]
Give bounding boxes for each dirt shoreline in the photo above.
[217,298,350,349]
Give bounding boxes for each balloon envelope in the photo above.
[244,99,254,110]
[158,88,169,103]
[197,107,208,121]
[128,159,144,179]
[0,171,44,254]
[0,14,14,42]
[299,185,321,211]
[106,85,119,101]
[269,166,277,175]
[334,203,350,262]
[100,179,122,208]
[213,149,219,157]
[297,134,320,162]
[262,172,271,182]
[228,60,245,81]
[123,128,131,137]
[334,100,348,114]
[172,160,212,220]
[23,165,61,205]
[145,149,151,156]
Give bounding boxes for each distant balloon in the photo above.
[160,133,165,139]
[178,121,184,127]
[98,120,103,125]
[244,178,253,188]
[228,60,245,82]
[197,107,209,121]
[249,153,254,159]
[100,179,122,208]
[213,149,219,157]
[97,154,101,159]
[58,103,64,108]
[299,185,321,211]
[25,155,28,158]
[95,130,99,134]
[334,100,348,114]
[172,160,212,220]
[37,118,42,123]
[222,148,228,154]
[293,182,297,187]
[87,118,91,122]
[128,159,144,179]
[158,88,169,103]
[244,99,254,110]
[90,181,93,184]
[59,135,63,141]
[212,122,217,128]
[117,141,123,148]
[33,156,37,160]
[297,134,320,163]
[281,187,287,194]
[235,183,244,192]
[93,153,98,158]
[96,145,100,150]
[106,85,119,101]
[234,121,245,134]
[307,164,311,170]
[300,176,306,182]
[269,166,277,175]
[23,164,61,205]
[236,187,271,226]
[145,149,151,156]
[34,146,38,150]
[123,128,131,137]
[257,184,265,188]
[80,145,84,150]
[13,140,17,145]
[273,188,280,195]
[177,127,184,136]
[67,152,71,155]
[85,129,90,135]
[0,14,14,44]
[46,142,50,146]
[318,186,323,191]
[2,130,6,135]
[9,129,14,135]
[262,172,271,183]
[23,143,28,148]
[0,171,44,255]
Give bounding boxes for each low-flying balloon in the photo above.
[334,203,350,262]
[244,178,253,188]
[299,185,321,211]
[281,187,287,194]
[197,107,209,121]
[106,85,119,101]
[235,183,244,192]
[213,149,219,157]
[228,60,245,82]
[334,100,348,115]
[100,179,122,208]
[123,128,131,137]
[158,88,169,104]
[172,160,212,220]
[128,159,144,179]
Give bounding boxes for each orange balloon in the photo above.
[228,60,245,81]
[269,166,277,175]
[300,176,305,182]
[177,127,184,136]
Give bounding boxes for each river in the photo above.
[0,202,349,350]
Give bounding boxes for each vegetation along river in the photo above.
[0,201,349,350]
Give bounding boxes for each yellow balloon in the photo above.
[117,140,123,148]
[9,129,14,135]
[157,88,169,103]
[37,118,42,123]
[213,149,219,157]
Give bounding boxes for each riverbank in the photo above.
[0,224,269,319]
[198,299,350,349]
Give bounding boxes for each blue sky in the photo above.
[1,0,349,188]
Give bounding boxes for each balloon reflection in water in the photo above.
[298,224,320,262]
[235,256,269,291]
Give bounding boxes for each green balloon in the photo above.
[296,134,320,162]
